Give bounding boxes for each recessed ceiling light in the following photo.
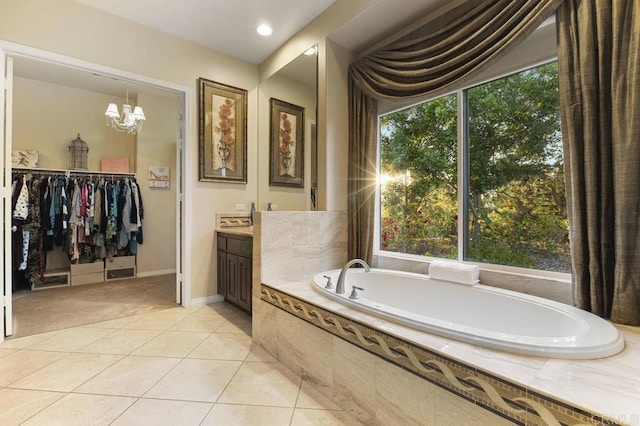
[257,24,272,36]
[304,47,317,56]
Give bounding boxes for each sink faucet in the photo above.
[336,259,370,294]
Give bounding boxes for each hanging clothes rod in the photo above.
[12,167,136,179]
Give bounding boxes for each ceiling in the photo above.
[73,0,456,64]
[74,0,336,65]
[12,0,455,99]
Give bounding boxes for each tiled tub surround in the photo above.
[252,212,640,426]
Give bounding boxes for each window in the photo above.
[379,62,569,273]
[380,94,458,259]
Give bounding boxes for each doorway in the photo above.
[1,45,188,341]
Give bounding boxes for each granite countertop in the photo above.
[215,226,253,237]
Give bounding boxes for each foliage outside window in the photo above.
[379,62,569,273]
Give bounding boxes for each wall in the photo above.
[258,74,315,211]
[135,92,179,275]
[12,77,178,276]
[12,77,135,170]
[1,0,375,302]
[259,0,376,212]
[319,39,351,211]
[0,0,259,302]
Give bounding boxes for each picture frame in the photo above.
[198,78,247,183]
[269,98,304,188]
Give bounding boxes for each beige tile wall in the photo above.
[255,300,512,425]
[252,211,511,424]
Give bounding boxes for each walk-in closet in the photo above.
[5,55,183,338]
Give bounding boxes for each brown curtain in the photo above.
[348,0,562,262]
[347,82,378,263]
[558,0,640,325]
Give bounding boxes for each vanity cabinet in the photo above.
[217,232,252,313]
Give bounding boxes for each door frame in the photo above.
[0,41,192,341]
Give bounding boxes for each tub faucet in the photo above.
[336,259,370,294]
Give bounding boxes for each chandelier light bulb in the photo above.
[105,88,145,134]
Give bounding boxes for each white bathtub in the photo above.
[312,268,624,359]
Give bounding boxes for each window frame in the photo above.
[375,58,571,283]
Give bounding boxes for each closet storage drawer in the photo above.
[72,271,104,286]
[71,261,105,286]
[32,269,71,291]
[105,266,136,281]
[106,256,136,269]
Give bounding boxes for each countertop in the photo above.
[215,227,254,237]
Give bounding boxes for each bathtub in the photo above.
[312,268,624,359]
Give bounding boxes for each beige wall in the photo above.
[319,39,352,211]
[13,77,135,170]
[0,0,259,301]
[1,0,369,302]
[258,74,316,211]
[12,77,178,276]
[135,92,179,275]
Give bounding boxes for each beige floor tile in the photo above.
[158,306,193,315]
[145,358,241,402]
[0,331,61,349]
[122,311,190,331]
[188,332,252,360]
[0,348,18,359]
[25,327,114,352]
[0,388,64,426]
[77,329,162,355]
[216,315,252,334]
[290,408,363,425]
[111,398,212,426]
[196,302,241,317]
[245,345,279,363]
[218,361,301,407]
[8,352,122,392]
[21,393,135,426]
[0,350,67,387]
[169,315,226,332]
[75,356,180,397]
[201,403,293,426]
[131,330,210,358]
[189,308,230,322]
[82,314,145,329]
[296,381,341,410]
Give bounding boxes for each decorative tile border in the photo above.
[261,284,622,426]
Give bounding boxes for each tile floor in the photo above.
[0,302,362,425]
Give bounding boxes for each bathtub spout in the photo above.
[336,259,370,294]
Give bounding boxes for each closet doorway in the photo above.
[2,47,188,340]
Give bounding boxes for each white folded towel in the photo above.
[428,260,479,285]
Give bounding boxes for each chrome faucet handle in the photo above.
[349,286,364,300]
[323,275,334,289]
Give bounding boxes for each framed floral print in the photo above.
[269,98,304,188]
[198,78,247,183]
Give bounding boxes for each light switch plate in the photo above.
[235,204,245,211]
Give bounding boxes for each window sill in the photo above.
[373,251,573,305]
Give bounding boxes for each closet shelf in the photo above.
[12,167,135,177]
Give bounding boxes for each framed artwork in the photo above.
[198,78,247,183]
[269,98,304,188]
[148,166,170,188]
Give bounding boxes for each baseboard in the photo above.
[190,295,224,306]
[136,269,177,278]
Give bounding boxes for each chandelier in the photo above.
[105,88,146,134]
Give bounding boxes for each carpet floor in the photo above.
[8,274,177,339]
